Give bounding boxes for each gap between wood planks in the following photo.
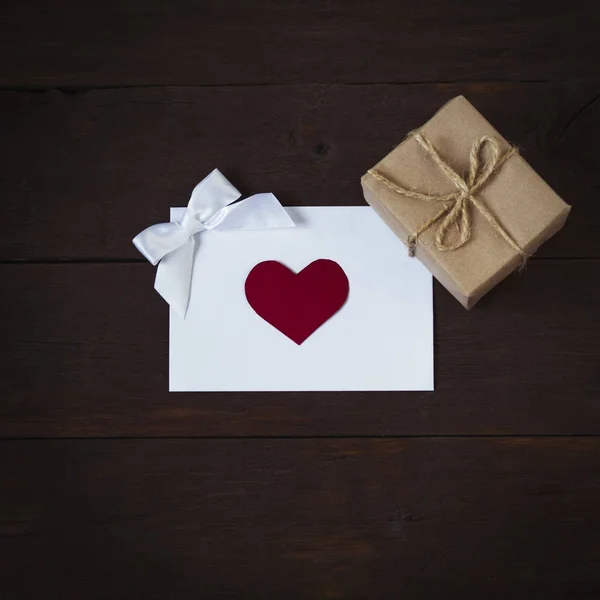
[1,434,599,441]
[0,80,561,93]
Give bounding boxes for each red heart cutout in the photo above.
[245,259,349,345]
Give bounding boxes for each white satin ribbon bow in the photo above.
[133,169,295,317]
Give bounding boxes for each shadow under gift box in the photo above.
[361,95,571,309]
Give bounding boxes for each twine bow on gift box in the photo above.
[368,132,528,268]
[133,169,295,317]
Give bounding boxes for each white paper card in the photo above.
[169,206,433,391]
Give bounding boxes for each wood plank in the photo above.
[1,1,599,86]
[1,437,599,598]
[1,260,598,437]
[1,83,598,260]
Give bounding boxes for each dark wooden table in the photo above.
[1,2,599,598]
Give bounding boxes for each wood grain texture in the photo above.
[3,2,600,595]
[1,83,598,260]
[1,260,598,437]
[1,0,599,86]
[1,437,599,599]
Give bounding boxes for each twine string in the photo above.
[368,132,527,268]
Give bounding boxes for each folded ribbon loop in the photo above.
[133,169,295,317]
[368,132,528,268]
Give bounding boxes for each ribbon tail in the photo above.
[154,237,196,318]
[205,193,295,231]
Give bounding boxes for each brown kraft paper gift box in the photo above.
[361,95,571,309]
